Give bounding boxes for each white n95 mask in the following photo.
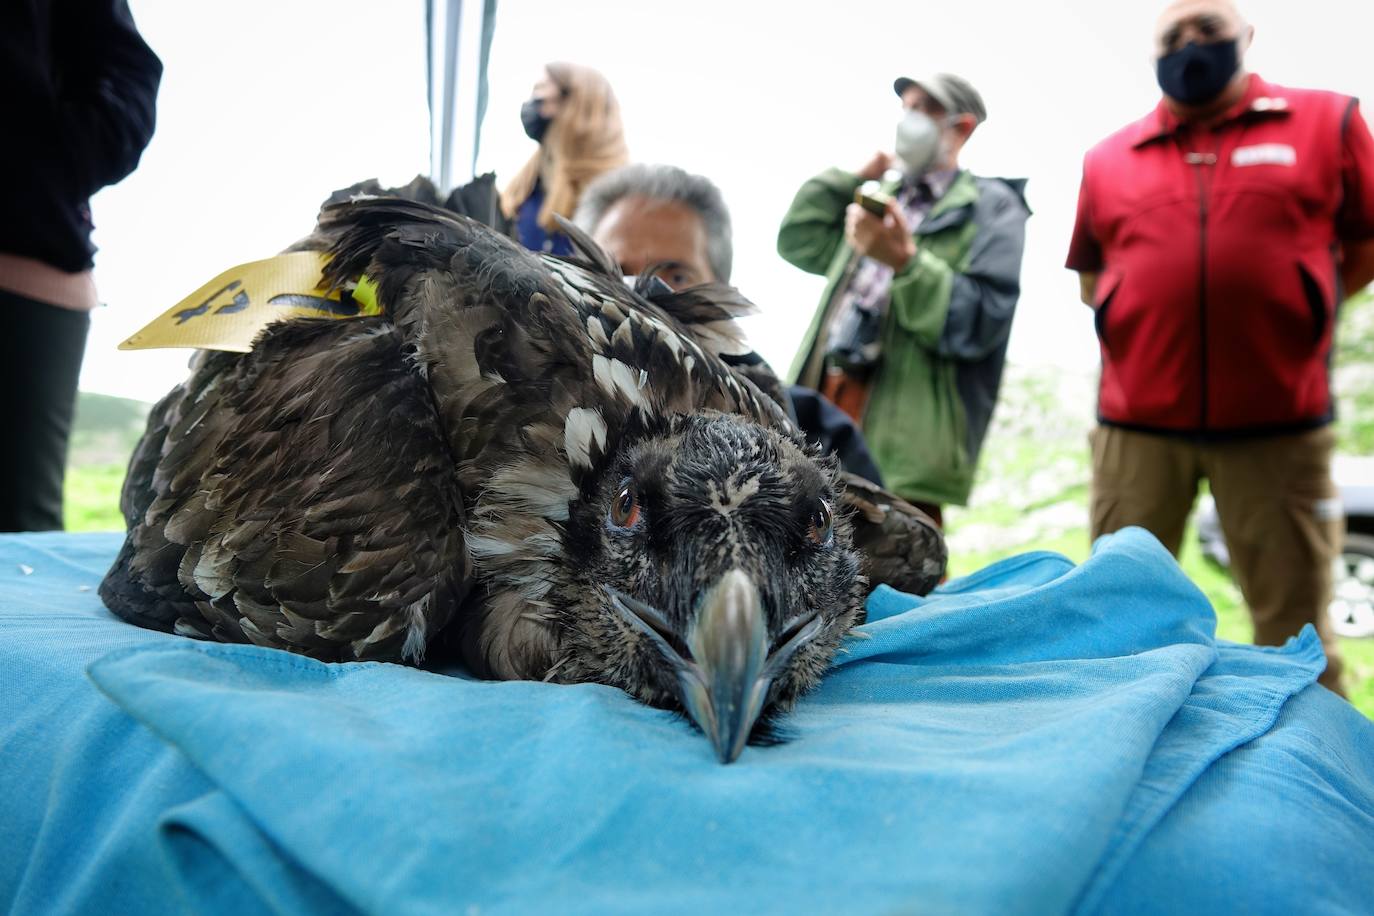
[895,110,941,176]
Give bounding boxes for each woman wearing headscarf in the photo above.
[500,62,629,255]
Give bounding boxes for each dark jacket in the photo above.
[1067,75,1374,436]
[1,0,163,272]
[780,168,1030,506]
[786,385,885,486]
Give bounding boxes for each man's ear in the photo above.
[1240,24,1255,54]
[953,114,977,142]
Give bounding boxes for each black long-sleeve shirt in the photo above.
[1,0,162,272]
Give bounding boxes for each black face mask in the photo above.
[520,98,551,142]
[1156,39,1239,106]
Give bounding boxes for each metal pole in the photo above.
[427,0,497,193]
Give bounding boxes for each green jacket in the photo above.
[778,167,1029,506]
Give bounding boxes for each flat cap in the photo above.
[893,72,987,124]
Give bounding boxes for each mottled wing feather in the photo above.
[100,317,470,662]
[839,472,947,598]
[319,197,792,470]
[552,213,622,281]
[557,213,791,423]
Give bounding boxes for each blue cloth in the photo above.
[1,528,1371,915]
[514,180,573,256]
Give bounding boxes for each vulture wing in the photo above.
[839,472,947,598]
[100,317,469,662]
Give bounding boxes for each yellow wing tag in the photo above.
[119,251,382,353]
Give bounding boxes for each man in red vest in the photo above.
[1067,0,1374,694]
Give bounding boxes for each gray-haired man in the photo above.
[575,163,884,486]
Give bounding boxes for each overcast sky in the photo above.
[86,0,1374,402]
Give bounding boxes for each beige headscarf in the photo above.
[500,62,630,232]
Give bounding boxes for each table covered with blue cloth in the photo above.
[2,528,1371,915]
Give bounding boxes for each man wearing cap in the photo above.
[778,72,1029,526]
[1067,0,1374,694]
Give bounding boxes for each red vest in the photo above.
[1068,75,1374,435]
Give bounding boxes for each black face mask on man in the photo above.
[521,98,552,142]
[1155,39,1239,106]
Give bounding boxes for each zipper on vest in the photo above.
[1185,149,1217,430]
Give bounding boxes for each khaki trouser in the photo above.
[1090,424,1345,694]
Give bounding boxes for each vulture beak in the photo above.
[606,570,823,764]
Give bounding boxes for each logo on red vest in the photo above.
[1232,143,1297,167]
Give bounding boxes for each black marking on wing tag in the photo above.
[175,280,244,324]
[268,293,360,316]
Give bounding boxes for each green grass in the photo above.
[64,463,128,532]
[62,389,147,532]
[63,389,147,532]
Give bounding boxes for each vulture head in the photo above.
[551,411,863,763]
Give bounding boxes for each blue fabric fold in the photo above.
[3,528,1372,915]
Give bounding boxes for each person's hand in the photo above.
[855,150,894,181]
[845,202,916,271]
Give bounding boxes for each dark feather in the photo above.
[552,213,621,280]
[839,472,947,597]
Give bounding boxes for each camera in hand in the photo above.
[854,183,892,217]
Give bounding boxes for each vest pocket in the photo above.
[1297,262,1329,345]
[1092,271,1122,350]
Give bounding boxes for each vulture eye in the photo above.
[807,500,834,547]
[609,479,642,529]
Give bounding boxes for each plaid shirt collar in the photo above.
[898,167,959,205]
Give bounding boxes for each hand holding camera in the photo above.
[845,194,916,271]
[854,183,893,217]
